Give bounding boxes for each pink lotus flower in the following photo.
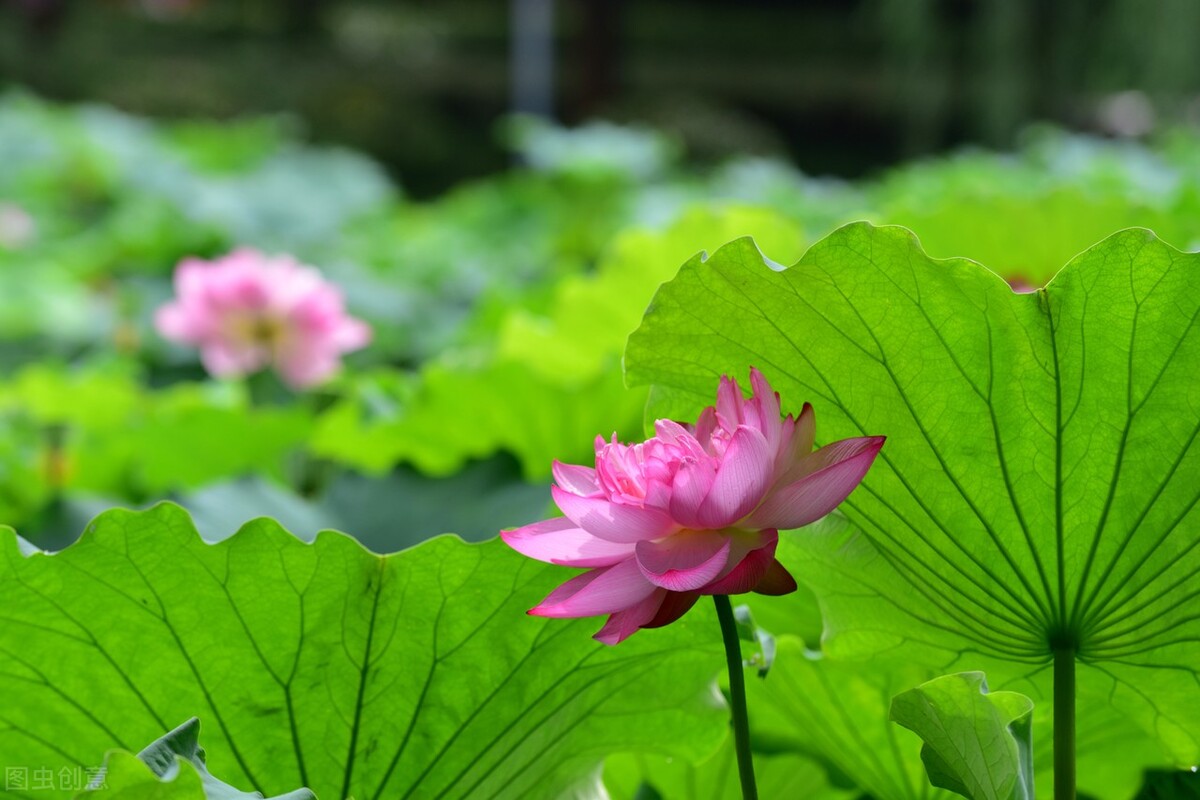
[155,249,371,389]
[502,368,885,644]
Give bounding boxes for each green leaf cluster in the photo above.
[311,206,806,480]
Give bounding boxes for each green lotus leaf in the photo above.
[890,672,1034,800]
[626,222,1200,770]
[0,503,725,799]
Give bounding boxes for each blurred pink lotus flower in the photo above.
[503,368,884,644]
[0,203,35,250]
[155,249,371,388]
[1007,276,1038,294]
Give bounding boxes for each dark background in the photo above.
[3,0,1199,196]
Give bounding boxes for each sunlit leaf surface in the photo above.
[626,222,1200,765]
[0,504,725,799]
[890,672,1034,800]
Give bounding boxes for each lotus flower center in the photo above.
[228,313,288,349]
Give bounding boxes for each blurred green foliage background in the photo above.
[2,85,1200,554]
[5,0,1200,195]
[4,3,1200,797]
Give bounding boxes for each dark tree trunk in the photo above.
[574,0,622,119]
[283,0,328,38]
[14,0,71,39]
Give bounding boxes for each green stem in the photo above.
[713,595,758,800]
[1054,647,1075,800]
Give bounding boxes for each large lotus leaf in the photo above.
[0,503,725,799]
[625,222,1200,764]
